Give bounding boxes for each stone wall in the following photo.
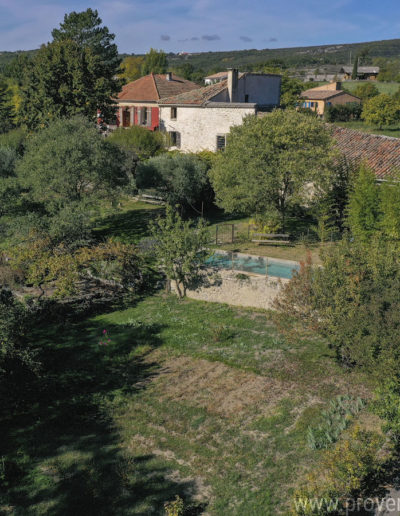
[160,104,256,152]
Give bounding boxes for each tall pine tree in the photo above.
[0,81,15,134]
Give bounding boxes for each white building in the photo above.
[159,69,281,153]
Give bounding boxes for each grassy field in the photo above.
[343,80,399,95]
[2,294,374,515]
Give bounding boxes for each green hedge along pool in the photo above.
[205,252,300,279]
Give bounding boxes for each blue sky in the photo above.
[0,0,400,54]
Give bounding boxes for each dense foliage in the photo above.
[137,153,210,212]
[108,125,166,161]
[149,206,210,298]
[209,110,334,229]
[362,93,400,127]
[324,102,362,122]
[19,9,121,128]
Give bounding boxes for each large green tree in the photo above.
[16,116,130,215]
[19,9,121,128]
[209,109,333,229]
[141,48,168,75]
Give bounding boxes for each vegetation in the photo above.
[19,9,121,128]
[141,48,168,75]
[118,55,145,83]
[362,93,400,128]
[149,206,210,298]
[136,153,210,212]
[209,110,334,229]
[108,125,166,161]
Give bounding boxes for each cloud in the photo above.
[201,34,220,41]
[269,37,278,42]
[191,36,199,41]
[160,34,171,41]
[239,36,252,42]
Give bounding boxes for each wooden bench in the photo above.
[251,233,290,245]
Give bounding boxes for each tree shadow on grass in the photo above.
[1,314,204,514]
[94,207,163,244]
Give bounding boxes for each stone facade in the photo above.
[159,104,256,152]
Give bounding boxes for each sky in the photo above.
[1,0,400,54]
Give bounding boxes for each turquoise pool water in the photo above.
[205,253,300,279]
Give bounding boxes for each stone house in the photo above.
[112,73,198,130]
[340,66,380,80]
[159,69,281,152]
[300,82,360,116]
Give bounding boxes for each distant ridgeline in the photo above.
[2,38,400,76]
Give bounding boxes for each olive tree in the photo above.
[209,109,334,229]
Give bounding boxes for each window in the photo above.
[244,94,249,103]
[310,102,315,108]
[171,107,177,120]
[169,131,181,148]
[327,102,332,106]
[140,107,151,126]
[216,134,226,151]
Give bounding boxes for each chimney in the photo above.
[227,68,238,102]
[166,72,172,81]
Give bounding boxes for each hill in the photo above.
[168,38,400,71]
[2,38,400,77]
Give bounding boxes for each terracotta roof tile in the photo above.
[159,80,228,105]
[332,126,400,179]
[117,74,198,102]
[301,89,359,101]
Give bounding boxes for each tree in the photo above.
[136,153,209,212]
[362,94,400,128]
[347,164,380,240]
[141,48,168,75]
[353,82,379,102]
[149,205,210,298]
[16,116,131,215]
[0,147,20,216]
[119,56,145,83]
[51,8,120,74]
[0,81,15,133]
[208,109,333,229]
[380,176,400,239]
[108,125,166,161]
[351,56,359,80]
[19,9,121,128]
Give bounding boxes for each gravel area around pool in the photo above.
[172,269,288,310]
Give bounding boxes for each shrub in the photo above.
[292,426,387,515]
[307,395,365,450]
[325,103,362,122]
[108,125,166,161]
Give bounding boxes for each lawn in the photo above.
[343,80,399,96]
[2,294,375,515]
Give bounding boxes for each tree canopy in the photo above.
[141,48,168,75]
[362,93,400,128]
[19,9,121,128]
[209,109,334,229]
[0,81,15,133]
[16,116,130,214]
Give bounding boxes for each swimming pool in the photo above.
[205,252,300,279]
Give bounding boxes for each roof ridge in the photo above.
[152,73,160,100]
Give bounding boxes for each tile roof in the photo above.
[332,126,400,179]
[301,89,359,101]
[341,66,380,74]
[117,74,198,102]
[159,80,228,105]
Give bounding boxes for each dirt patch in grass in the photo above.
[154,355,297,419]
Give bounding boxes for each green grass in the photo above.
[343,80,399,95]
[93,197,164,244]
[2,294,374,515]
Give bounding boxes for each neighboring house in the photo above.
[340,66,380,80]
[300,82,360,116]
[159,69,281,152]
[204,71,243,85]
[332,126,400,180]
[113,73,198,130]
